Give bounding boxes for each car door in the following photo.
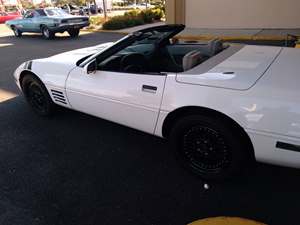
[20,10,34,32]
[66,67,166,134]
[30,10,42,32]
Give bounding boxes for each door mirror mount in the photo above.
[84,59,97,74]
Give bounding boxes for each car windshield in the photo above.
[45,9,68,16]
[132,30,173,45]
[79,25,184,67]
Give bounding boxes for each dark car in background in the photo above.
[61,4,80,15]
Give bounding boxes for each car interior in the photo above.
[158,39,225,72]
[97,35,226,74]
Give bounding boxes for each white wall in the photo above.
[186,0,300,29]
[96,0,113,10]
[2,0,18,5]
[32,0,51,4]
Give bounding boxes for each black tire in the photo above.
[41,26,54,39]
[169,115,252,180]
[12,26,22,37]
[68,29,80,38]
[21,75,55,116]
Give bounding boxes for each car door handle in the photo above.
[142,85,157,93]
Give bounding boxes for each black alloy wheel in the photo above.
[181,125,231,175]
[12,27,22,37]
[22,75,55,116]
[170,114,252,180]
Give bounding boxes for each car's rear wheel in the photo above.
[41,26,54,39]
[68,29,80,38]
[169,114,252,180]
[21,75,55,116]
[12,26,22,37]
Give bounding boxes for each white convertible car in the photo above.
[13,25,300,180]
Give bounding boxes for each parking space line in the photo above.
[0,89,18,102]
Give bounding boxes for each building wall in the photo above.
[165,0,185,24]
[96,0,113,10]
[0,0,22,11]
[184,0,300,29]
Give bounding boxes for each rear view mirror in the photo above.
[85,59,97,74]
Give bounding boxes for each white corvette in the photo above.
[13,25,300,180]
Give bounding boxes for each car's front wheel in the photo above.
[68,29,80,38]
[21,75,55,116]
[12,26,22,37]
[170,114,252,180]
[41,26,54,39]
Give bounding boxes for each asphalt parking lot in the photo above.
[0,30,300,225]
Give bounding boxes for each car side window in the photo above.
[24,11,34,18]
[33,11,40,17]
[97,43,160,74]
[35,9,46,16]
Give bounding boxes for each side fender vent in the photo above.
[50,89,67,105]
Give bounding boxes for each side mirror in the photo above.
[84,59,97,74]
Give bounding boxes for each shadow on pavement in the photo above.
[0,96,299,225]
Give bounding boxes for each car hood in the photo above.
[5,18,23,24]
[29,42,114,88]
[176,45,282,90]
[36,42,114,66]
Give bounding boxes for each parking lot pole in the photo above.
[0,0,5,11]
[102,0,107,20]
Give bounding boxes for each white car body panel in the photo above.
[176,45,282,90]
[247,130,300,168]
[16,43,114,107]
[13,40,300,169]
[155,70,300,167]
[27,43,113,84]
[66,67,166,133]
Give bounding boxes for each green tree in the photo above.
[20,0,36,9]
[54,0,69,6]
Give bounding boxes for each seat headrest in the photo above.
[208,38,223,56]
[182,50,204,71]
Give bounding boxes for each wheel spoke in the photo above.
[27,84,47,113]
[182,126,231,174]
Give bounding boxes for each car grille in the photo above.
[50,89,67,105]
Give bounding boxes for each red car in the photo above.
[0,11,21,24]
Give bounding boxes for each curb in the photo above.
[83,28,300,47]
[188,217,267,225]
[83,28,295,41]
[175,34,290,42]
[83,28,129,34]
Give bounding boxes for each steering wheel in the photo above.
[120,53,147,73]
